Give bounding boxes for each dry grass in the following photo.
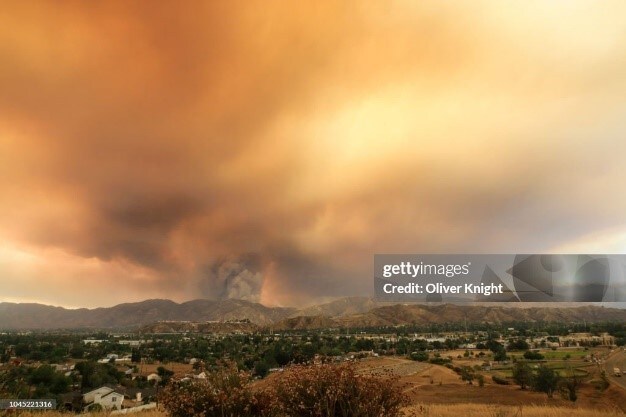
[137,363,193,377]
[403,403,625,417]
[10,404,626,417]
[6,412,165,417]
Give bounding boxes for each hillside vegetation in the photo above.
[14,404,626,417]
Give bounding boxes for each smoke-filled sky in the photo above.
[2,1,626,308]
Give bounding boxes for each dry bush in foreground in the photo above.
[5,413,165,417]
[159,362,406,417]
[275,364,407,417]
[11,403,623,417]
[159,363,275,417]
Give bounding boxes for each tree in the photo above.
[512,362,533,390]
[254,360,270,378]
[76,361,122,391]
[409,351,429,362]
[75,361,95,391]
[50,373,71,395]
[274,348,292,367]
[533,365,560,398]
[508,339,530,351]
[460,366,475,385]
[523,350,544,360]
[70,346,84,359]
[157,366,174,386]
[559,369,581,402]
[131,349,141,363]
[29,365,55,385]
[493,346,507,362]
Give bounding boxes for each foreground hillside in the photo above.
[13,404,625,417]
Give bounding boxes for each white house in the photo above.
[83,387,124,411]
[146,373,161,383]
[83,387,114,404]
[95,391,124,410]
[82,339,105,345]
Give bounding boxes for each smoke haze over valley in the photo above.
[2,2,626,308]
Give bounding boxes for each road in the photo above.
[605,348,626,390]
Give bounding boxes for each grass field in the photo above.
[402,404,625,417]
[13,404,626,417]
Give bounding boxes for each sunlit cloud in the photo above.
[1,1,626,307]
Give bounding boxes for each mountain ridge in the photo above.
[1,298,626,330]
[0,298,295,329]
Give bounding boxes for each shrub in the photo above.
[429,357,451,365]
[159,363,276,417]
[460,366,475,385]
[492,375,510,385]
[410,351,429,362]
[161,362,407,417]
[523,350,544,360]
[275,363,407,417]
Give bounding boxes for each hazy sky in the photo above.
[1,1,626,308]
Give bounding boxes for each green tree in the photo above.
[50,373,71,395]
[558,369,581,402]
[460,366,475,385]
[533,365,560,398]
[508,339,530,351]
[493,346,507,362]
[512,362,533,390]
[409,351,429,362]
[523,350,544,360]
[157,366,174,386]
[254,360,270,378]
[69,346,84,359]
[29,365,55,385]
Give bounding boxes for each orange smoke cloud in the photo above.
[1,1,626,307]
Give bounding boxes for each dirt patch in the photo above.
[404,383,570,407]
[356,357,431,377]
[400,364,460,389]
[138,362,193,376]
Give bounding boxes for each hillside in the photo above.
[272,315,340,331]
[335,304,626,328]
[138,320,258,334]
[2,298,626,330]
[273,303,626,330]
[292,296,385,318]
[0,299,295,329]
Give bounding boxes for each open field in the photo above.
[402,403,626,417]
[352,356,626,413]
[136,363,193,377]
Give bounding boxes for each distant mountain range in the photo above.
[0,299,294,329]
[280,303,626,330]
[1,297,626,330]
